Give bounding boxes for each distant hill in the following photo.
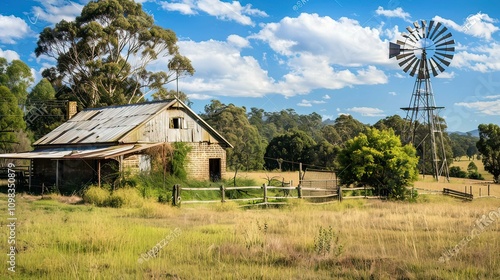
[450,129,479,137]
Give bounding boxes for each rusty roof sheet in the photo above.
[0,143,163,160]
[33,101,175,146]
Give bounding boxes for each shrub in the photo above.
[468,171,484,180]
[83,186,110,206]
[112,188,144,208]
[106,195,124,208]
[449,166,467,178]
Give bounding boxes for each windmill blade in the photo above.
[399,54,417,67]
[403,57,419,73]
[435,52,454,60]
[428,22,442,40]
[396,52,414,60]
[434,54,452,67]
[397,39,419,51]
[409,58,422,77]
[434,32,453,45]
[435,47,455,52]
[389,42,401,58]
[402,33,416,44]
[428,59,439,77]
[430,57,445,72]
[426,20,435,38]
[431,25,448,41]
[435,39,455,48]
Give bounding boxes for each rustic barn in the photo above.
[0,99,232,193]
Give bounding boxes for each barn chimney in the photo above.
[67,101,77,119]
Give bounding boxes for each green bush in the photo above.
[449,166,467,178]
[106,195,124,208]
[83,186,110,206]
[112,188,144,208]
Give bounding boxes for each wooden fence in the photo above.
[443,188,474,200]
[170,181,379,207]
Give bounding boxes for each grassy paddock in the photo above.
[1,192,500,279]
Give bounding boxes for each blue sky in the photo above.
[1,0,499,132]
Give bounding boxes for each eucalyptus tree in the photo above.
[35,0,194,108]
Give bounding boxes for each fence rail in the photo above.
[170,182,381,207]
[443,188,473,200]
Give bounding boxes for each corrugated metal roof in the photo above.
[33,101,175,146]
[0,143,163,160]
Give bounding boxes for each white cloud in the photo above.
[170,14,391,99]
[455,99,500,116]
[160,1,197,15]
[434,13,499,41]
[227,34,250,48]
[32,0,84,24]
[347,107,385,117]
[436,71,456,79]
[375,6,411,22]
[453,43,500,72]
[388,91,397,96]
[0,15,31,44]
[323,94,331,100]
[160,0,267,26]
[0,49,20,61]
[253,13,390,67]
[297,99,326,107]
[175,38,275,97]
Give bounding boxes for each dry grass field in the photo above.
[1,160,499,279]
[1,192,500,279]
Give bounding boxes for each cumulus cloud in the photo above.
[347,107,385,117]
[0,15,31,43]
[0,49,21,61]
[375,6,411,22]
[455,99,500,116]
[453,43,500,72]
[434,13,499,41]
[160,0,267,26]
[174,36,276,98]
[253,13,390,67]
[297,99,326,107]
[167,14,391,99]
[32,0,84,24]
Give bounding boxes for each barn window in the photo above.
[170,117,184,129]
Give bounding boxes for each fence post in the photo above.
[479,188,482,197]
[220,185,225,203]
[364,185,367,198]
[172,184,181,207]
[488,184,490,197]
[470,186,472,195]
[464,186,467,194]
[297,183,302,199]
[263,183,268,203]
[337,185,343,202]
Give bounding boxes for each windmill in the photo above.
[389,20,455,181]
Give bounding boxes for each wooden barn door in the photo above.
[209,158,221,182]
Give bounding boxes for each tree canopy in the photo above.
[477,123,500,183]
[202,101,266,180]
[337,128,419,199]
[35,0,194,108]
